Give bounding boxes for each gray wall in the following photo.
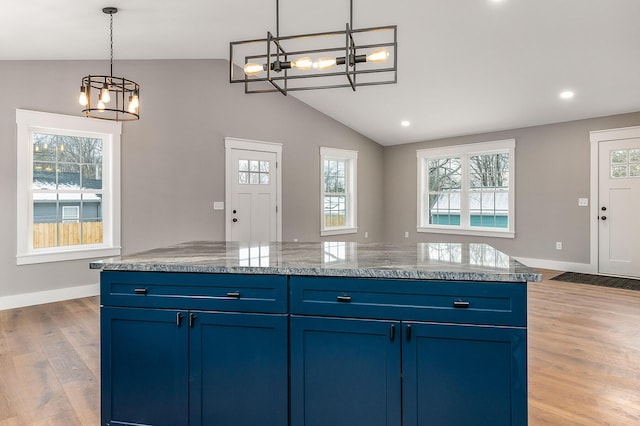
[0,59,384,299]
[383,111,640,263]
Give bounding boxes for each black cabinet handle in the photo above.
[406,324,412,342]
[337,295,352,303]
[189,313,197,328]
[453,300,470,309]
[227,291,241,299]
[390,324,396,341]
[134,288,148,295]
[176,312,183,327]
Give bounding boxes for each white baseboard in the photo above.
[514,257,596,274]
[0,283,99,311]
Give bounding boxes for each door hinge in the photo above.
[276,205,278,213]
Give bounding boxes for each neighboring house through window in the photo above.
[417,139,515,238]
[16,109,121,264]
[320,147,358,236]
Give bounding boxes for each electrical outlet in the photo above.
[556,242,562,250]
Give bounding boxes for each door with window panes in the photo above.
[229,149,277,242]
[598,138,640,278]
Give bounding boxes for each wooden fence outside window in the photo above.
[33,222,103,248]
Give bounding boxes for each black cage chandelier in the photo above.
[229,0,397,95]
[79,7,140,121]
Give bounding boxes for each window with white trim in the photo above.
[417,139,515,238]
[16,109,122,265]
[320,147,358,236]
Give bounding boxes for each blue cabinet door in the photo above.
[101,306,189,426]
[290,315,402,426]
[189,311,288,426]
[402,322,527,426]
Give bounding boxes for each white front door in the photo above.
[225,138,282,242]
[597,136,640,277]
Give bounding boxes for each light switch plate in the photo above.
[578,198,589,207]
[213,201,224,210]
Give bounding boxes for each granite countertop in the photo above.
[90,241,542,283]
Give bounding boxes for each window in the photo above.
[417,139,515,238]
[16,109,121,264]
[238,159,271,185]
[320,147,357,236]
[610,148,640,178]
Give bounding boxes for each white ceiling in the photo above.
[2,0,640,146]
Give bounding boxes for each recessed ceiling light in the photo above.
[401,120,411,127]
[560,90,575,100]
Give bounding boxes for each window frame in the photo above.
[416,139,515,238]
[320,147,358,236]
[16,109,122,265]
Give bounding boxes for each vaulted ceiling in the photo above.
[2,0,639,145]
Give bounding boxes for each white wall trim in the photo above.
[514,257,596,274]
[0,283,99,311]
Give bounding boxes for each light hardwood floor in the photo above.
[0,271,638,425]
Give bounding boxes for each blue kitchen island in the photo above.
[91,241,541,426]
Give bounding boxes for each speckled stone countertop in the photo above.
[90,241,542,283]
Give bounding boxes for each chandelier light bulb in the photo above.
[97,99,106,110]
[366,48,390,63]
[100,84,111,103]
[313,57,337,70]
[292,56,313,70]
[244,63,265,76]
[128,93,139,113]
[78,86,88,106]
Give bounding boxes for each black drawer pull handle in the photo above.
[227,291,241,299]
[454,300,470,309]
[134,288,148,295]
[337,295,352,303]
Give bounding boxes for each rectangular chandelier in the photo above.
[229,1,397,95]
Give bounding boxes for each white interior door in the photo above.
[225,138,282,242]
[598,137,640,277]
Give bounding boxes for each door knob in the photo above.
[601,216,607,221]
[232,218,238,222]
[233,209,237,214]
[601,206,607,211]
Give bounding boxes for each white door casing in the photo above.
[225,138,282,242]
[590,126,640,278]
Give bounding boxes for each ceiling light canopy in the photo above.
[229,0,397,95]
[79,7,140,121]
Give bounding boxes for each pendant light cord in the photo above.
[350,0,353,29]
[109,12,114,77]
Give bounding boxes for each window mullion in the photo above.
[460,154,470,228]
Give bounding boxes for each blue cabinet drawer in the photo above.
[290,276,526,326]
[101,271,287,313]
